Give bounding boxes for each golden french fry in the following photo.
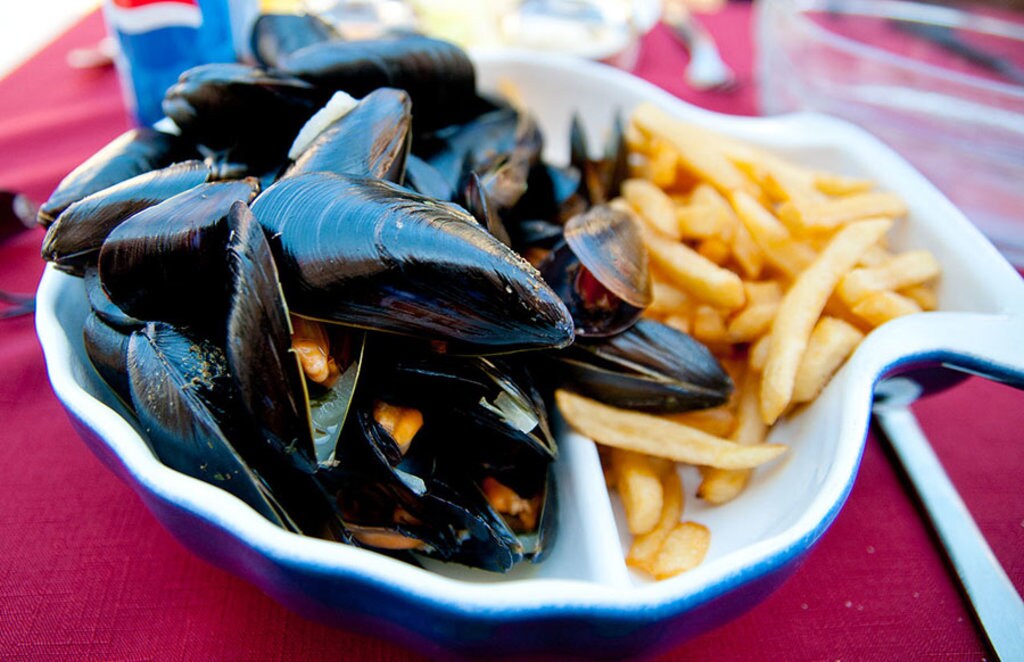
[779,191,907,233]
[631,104,760,198]
[663,313,692,335]
[648,279,692,316]
[663,406,736,438]
[837,250,941,306]
[813,172,875,196]
[730,190,816,277]
[556,390,787,469]
[611,448,664,536]
[697,237,731,265]
[647,137,680,189]
[642,226,746,309]
[900,283,939,311]
[699,368,767,504]
[726,302,778,343]
[851,290,922,327]
[761,218,892,424]
[623,178,682,240]
[651,522,711,579]
[693,305,729,343]
[627,470,684,572]
[792,317,865,403]
[749,333,771,372]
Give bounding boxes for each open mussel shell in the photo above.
[556,318,733,413]
[569,111,629,206]
[98,179,259,329]
[461,173,512,247]
[251,12,339,69]
[224,201,318,472]
[37,128,190,226]
[366,352,557,467]
[277,34,478,131]
[540,205,651,337]
[252,172,574,353]
[422,107,542,200]
[42,160,212,276]
[126,322,297,531]
[286,87,412,182]
[163,63,330,158]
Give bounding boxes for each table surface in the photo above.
[1,7,1022,661]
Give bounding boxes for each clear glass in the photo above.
[755,0,1024,266]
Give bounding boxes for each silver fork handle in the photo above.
[873,405,1024,661]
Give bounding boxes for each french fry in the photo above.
[631,104,760,198]
[760,218,892,424]
[697,237,731,265]
[850,290,922,327]
[651,522,711,579]
[693,305,729,343]
[748,333,771,372]
[623,178,682,240]
[699,368,767,504]
[778,191,907,233]
[730,190,816,277]
[837,250,941,306]
[663,406,736,438]
[792,317,865,403]
[642,226,746,309]
[900,283,939,311]
[611,448,664,536]
[648,278,692,316]
[627,470,684,572]
[646,137,680,189]
[556,390,787,469]
[813,172,875,196]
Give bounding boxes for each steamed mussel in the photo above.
[41,26,734,573]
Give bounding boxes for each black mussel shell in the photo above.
[126,322,296,530]
[286,87,412,182]
[252,173,574,353]
[163,63,330,157]
[569,111,629,205]
[540,205,651,337]
[38,128,190,226]
[42,160,212,276]
[403,154,454,202]
[98,179,259,329]
[461,172,512,247]
[422,108,541,199]
[277,35,477,131]
[84,266,142,331]
[224,201,317,472]
[83,311,133,410]
[556,318,733,413]
[366,352,557,468]
[251,12,339,69]
[563,205,651,308]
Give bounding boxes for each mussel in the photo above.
[555,318,733,413]
[285,87,412,182]
[540,204,652,337]
[277,35,479,131]
[251,12,339,69]
[37,128,190,226]
[98,178,260,329]
[42,160,213,276]
[251,172,574,353]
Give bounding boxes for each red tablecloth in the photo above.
[1,8,1021,660]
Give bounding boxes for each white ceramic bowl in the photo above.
[36,51,1024,658]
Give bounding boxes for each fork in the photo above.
[662,1,736,92]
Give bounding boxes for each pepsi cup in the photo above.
[103,0,239,126]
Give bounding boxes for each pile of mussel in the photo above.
[39,16,732,572]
